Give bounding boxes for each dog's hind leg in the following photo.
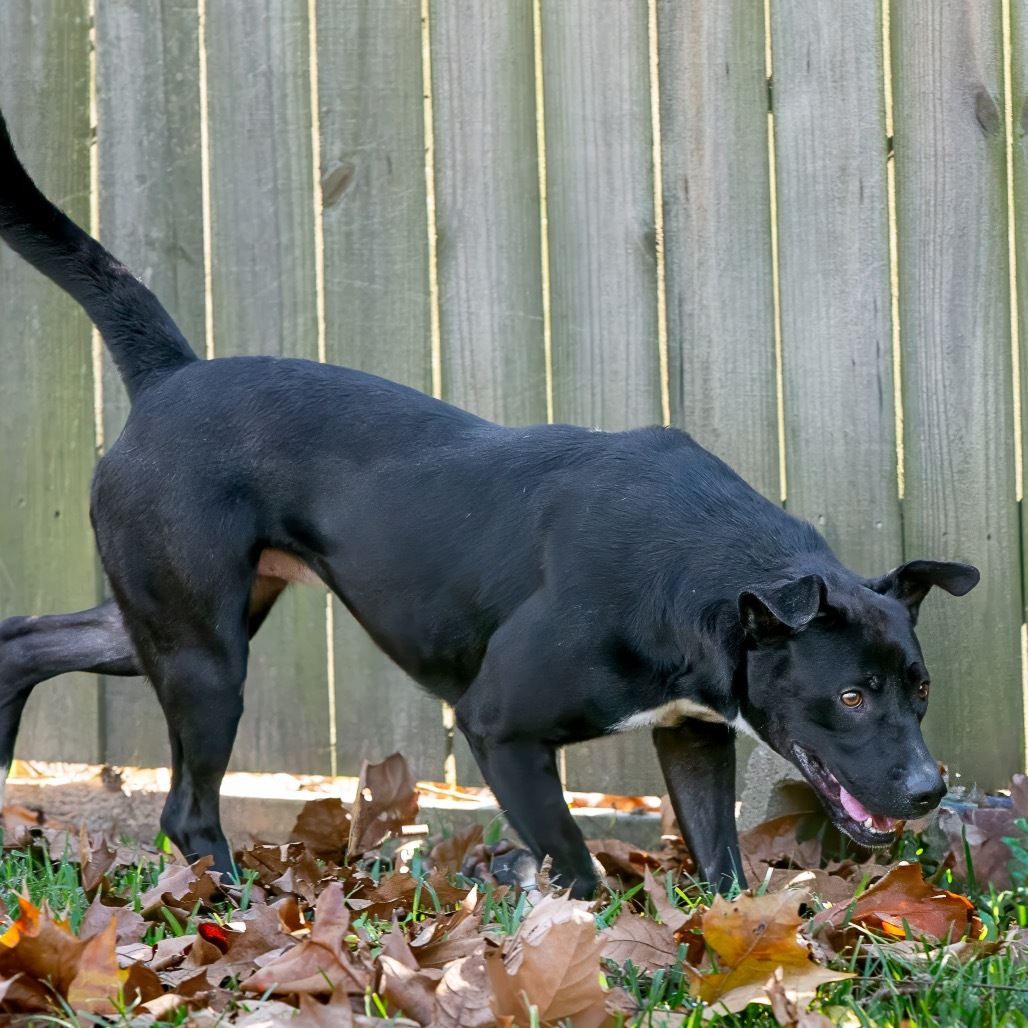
[0,599,142,804]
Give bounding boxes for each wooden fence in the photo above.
[1,0,1026,796]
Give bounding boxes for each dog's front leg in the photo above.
[461,731,599,898]
[653,720,743,893]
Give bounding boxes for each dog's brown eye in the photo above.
[840,690,863,708]
[917,681,930,700]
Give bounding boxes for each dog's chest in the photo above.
[611,697,727,733]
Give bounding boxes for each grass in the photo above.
[1,826,1028,1026]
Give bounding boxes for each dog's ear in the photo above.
[866,560,980,623]
[739,574,825,643]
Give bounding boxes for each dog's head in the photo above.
[737,560,979,847]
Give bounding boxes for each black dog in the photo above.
[0,111,978,898]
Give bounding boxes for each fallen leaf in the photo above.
[434,951,495,1028]
[429,823,484,876]
[765,966,836,1027]
[65,917,128,1015]
[587,839,661,888]
[486,893,615,1027]
[202,900,291,986]
[290,797,351,862]
[138,855,221,918]
[810,862,978,952]
[599,910,678,971]
[79,894,147,947]
[688,890,853,1018]
[347,753,420,858]
[242,882,372,996]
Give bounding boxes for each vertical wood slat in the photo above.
[317,0,448,783]
[541,0,663,794]
[431,0,546,428]
[893,1,1022,790]
[1011,0,1028,764]
[657,0,778,798]
[95,0,206,767]
[658,0,779,501]
[204,0,333,774]
[429,0,545,785]
[0,3,101,763]
[772,0,901,578]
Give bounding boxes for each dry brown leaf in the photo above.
[79,893,148,947]
[810,862,978,952]
[64,916,128,1015]
[379,954,443,1024]
[202,900,292,986]
[347,753,420,858]
[643,868,689,932]
[587,839,661,889]
[290,797,351,862]
[765,966,836,1027]
[739,813,823,877]
[434,951,495,1028]
[138,855,221,917]
[429,823,484,876]
[0,895,88,998]
[688,890,853,1018]
[599,910,678,971]
[485,893,615,1028]
[242,882,372,996]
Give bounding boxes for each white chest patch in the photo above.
[611,698,727,734]
[730,714,763,743]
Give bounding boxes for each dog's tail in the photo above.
[0,111,199,400]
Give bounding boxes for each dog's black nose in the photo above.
[905,767,946,815]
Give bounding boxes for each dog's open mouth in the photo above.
[791,743,900,847]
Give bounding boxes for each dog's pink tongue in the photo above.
[839,786,873,822]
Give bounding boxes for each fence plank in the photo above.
[430,0,545,786]
[430,0,546,427]
[95,0,206,768]
[658,0,778,501]
[893,1,1022,790]
[317,0,448,783]
[771,1,901,577]
[1011,0,1028,740]
[657,0,778,800]
[205,0,333,774]
[541,0,663,794]
[0,4,101,763]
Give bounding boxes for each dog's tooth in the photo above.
[863,817,873,828]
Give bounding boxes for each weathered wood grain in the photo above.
[0,3,101,762]
[205,0,333,774]
[430,0,546,427]
[95,0,206,767]
[893,0,1022,789]
[317,0,447,782]
[657,0,779,500]
[1011,0,1028,654]
[540,0,663,794]
[429,0,545,786]
[771,0,901,576]
[657,0,778,796]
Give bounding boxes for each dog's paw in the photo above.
[489,847,540,890]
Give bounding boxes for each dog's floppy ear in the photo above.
[866,560,980,623]
[739,574,825,643]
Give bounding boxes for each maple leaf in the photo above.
[347,753,420,858]
[138,854,221,918]
[65,916,129,1015]
[599,910,678,971]
[290,797,351,862]
[429,823,484,876]
[485,893,617,1027]
[242,882,372,996]
[688,890,853,1019]
[810,861,978,952]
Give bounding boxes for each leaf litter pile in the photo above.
[1,756,1028,1025]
